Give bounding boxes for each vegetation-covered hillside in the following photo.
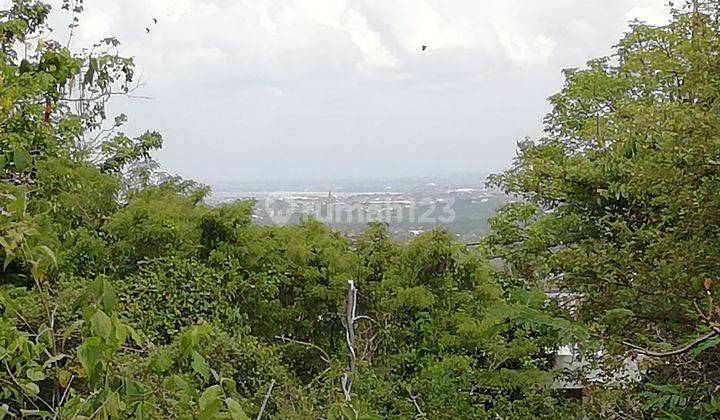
[2,0,720,418]
[0,2,581,418]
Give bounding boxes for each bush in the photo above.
[116,257,248,343]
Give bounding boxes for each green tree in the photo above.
[488,1,720,416]
[0,0,584,418]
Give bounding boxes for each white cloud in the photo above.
[295,1,397,68]
[495,30,556,70]
[29,0,672,183]
[57,0,673,85]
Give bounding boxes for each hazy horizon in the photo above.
[209,170,493,192]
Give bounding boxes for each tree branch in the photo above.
[407,388,424,416]
[255,379,275,420]
[274,336,330,364]
[622,331,719,358]
[342,280,358,401]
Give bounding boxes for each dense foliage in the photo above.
[5,0,720,418]
[488,0,720,417]
[0,1,582,418]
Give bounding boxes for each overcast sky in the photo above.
[46,0,670,187]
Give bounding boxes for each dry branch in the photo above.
[342,280,358,401]
[622,331,719,358]
[256,379,276,420]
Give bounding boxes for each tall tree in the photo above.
[488,0,720,416]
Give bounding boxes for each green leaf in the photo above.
[124,379,145,400]
[0,403,8,419]
[114,318,127,344]
[102,278,117,312]
[85,57,97,85]
[99,392,121,418]
[21,382,40,396]
[340,405,357,420]
[511,289,547,308]
[12,149,31,171]
[601,308,635,323]
[89,276,104,300]
[691,335,720,357]
[152,352,173,374]
[19,410,52,418]
[26,367,46,382]
[77,337,104,388]
[126,325,143,346]
[0,237,10,253]
[191,350,210,382]
[90,310,112,339]
[0,289,19,315]
[3,253,13,271]
[7,191,25,216]
[225,398,250,420]
[87,276,118,312]
[133,402,150,420]
[198,385,223,419]
[35,245,57,266]
[166,375,195,396]
[221,378,237,394]
[43,354,67,369]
